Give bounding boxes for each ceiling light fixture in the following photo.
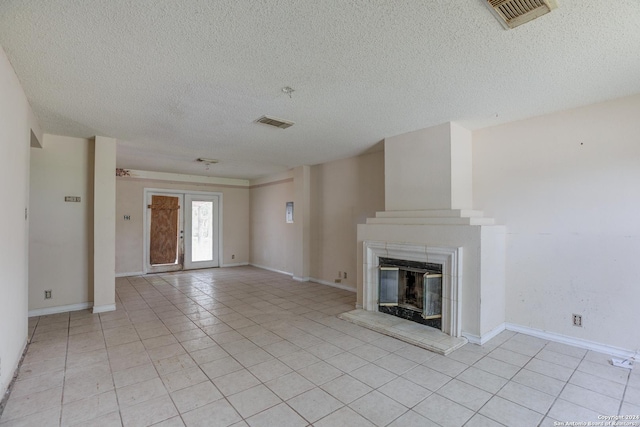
[281,86,295,98]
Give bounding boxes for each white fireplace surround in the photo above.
[362,241,462,337]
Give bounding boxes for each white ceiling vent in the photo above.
[486,0,558,29]
[255,115,294,129]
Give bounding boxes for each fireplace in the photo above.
[361,241,462,337]
[378,258,443,329]
[354,122,506,346]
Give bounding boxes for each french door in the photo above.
[184,194,219,269]
[144,190,221,273]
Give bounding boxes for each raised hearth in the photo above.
[338,309,466,355]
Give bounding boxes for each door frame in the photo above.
[143,188,223,274]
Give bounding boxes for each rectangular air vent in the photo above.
[486,0,557,29]
[255,115,294,129]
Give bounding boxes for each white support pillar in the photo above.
[292,165,311,281]
[92,136,116,313]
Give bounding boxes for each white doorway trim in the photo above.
[143,188,223,274]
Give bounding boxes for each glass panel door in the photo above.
[379,267,399,306]
[184,194,219,269]
[422,273,443,319]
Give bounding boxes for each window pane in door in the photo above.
[191,201,213,262]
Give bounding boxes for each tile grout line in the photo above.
[98,302,125,427]
[538,342,589,426]
[12,267,633,427]
[0,317,38,421]
[137,273,276,425]
[461,335,556,426]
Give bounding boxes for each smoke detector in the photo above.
[486,0,558,29]
[255,115,294,129]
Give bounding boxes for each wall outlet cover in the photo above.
[572,314,582,327]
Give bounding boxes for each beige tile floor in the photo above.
[1,266,639,426]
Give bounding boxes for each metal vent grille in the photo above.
[255,115,294,129]
[487,0,557,29]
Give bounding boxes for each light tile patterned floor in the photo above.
[1,266,639,426]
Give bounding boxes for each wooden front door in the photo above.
[146,193,184,273]
[149,195,180,264]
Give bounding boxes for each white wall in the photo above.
[311,150,385,288]
[249,150,385,285]
[29,135,94,310]
[473,94,640,350]
[0,45,36,395]
[249,172,295,274]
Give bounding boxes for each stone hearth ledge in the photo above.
[339,309,467,355]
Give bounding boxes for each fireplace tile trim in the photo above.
[362,240,462,337]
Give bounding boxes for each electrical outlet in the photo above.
[572,314,582,327]
[344,272,347,279]
[232,254,235,259]
[334,279,342,284]
[45,290,52,299]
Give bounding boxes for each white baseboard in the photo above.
[221,262,249,268]
[309,277,356,293]
[247,265,356,293]
[92,304,117,314]
[28,302,93,318]
[116,271,144,278]
[463,323,506,345]
[505,323,636,359]
[249,263,293,276]
[0,338,28,397]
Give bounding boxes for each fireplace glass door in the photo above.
[378,264,443,329]
[379,267,399,305]
[423,274,443,319]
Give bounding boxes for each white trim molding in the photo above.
[362,241,463,338]
[505,323,637,359]
[124,169,249,187]
[28,302,93,317]
[463,323,506,345]
[116,271,144,278]
[221,262,249,268]
[92,304,117,314]
[249,264,356,293]
[250,263,292,277]
[310,277,356,293]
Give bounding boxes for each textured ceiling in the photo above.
[1,1,639,179]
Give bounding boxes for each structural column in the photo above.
[93,136,116,313]
[292,165,311,281]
